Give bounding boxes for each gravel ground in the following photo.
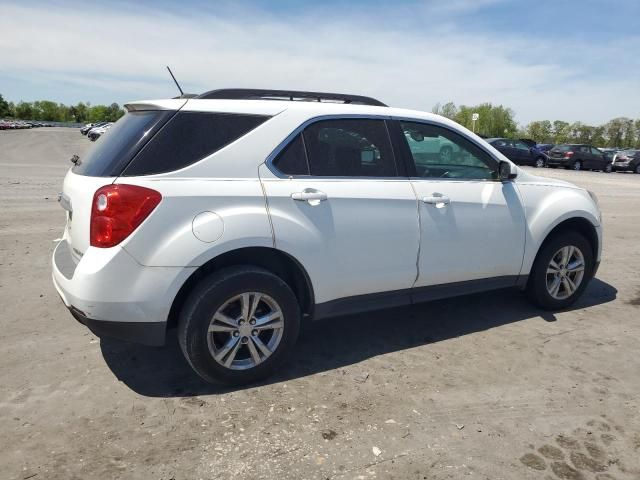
[1,128,639,480]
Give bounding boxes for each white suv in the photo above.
[52,89,602,384]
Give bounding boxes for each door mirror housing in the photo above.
[498,161,517,181]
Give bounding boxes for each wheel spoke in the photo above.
[213,312,237,328]
[567,259,584,273]
[548,276,561,297]
[215,336,241,365]
[240,293,251,322]
[255,311,282,327]
[562,277,573,295]
[565,275,577,293]
[246,337,262,365]
[209,323,237,333]
[248,293,262,321]
[560,246,572,266]
[252,335,273,357]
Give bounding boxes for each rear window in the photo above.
[122,112,270,176]
[72,111,174,176]
[552,145,573,152]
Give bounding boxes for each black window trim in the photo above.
[266,114,504,181]
[266,114,403,180]
[390,117,502,182]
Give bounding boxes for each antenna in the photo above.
[166,66,184,96]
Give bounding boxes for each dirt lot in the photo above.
[1,128,639,480]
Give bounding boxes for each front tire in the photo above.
[573,160,582,171]
[534,157,546,168]
[604,163,612,173]
[526,232,594,310]
[178,266,301,385]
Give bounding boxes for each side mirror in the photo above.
[498,161,517,181]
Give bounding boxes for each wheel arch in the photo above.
[532,216,599,270]
[167,247,315,329]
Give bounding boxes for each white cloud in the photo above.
[0,1,638,125]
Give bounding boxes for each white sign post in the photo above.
[471,113,479,133]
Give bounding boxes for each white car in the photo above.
[52,89,602,384]
[87,123,113,141]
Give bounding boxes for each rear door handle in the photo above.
[291,189,327,202]
[422,193,450,206]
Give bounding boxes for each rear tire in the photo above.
[534,157,546,168]
[635,164,640,174]
[604,163,612,173]
[178,266,301,385]
[573,160,582,171]
[526,232,594,310]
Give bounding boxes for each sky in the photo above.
[0,0,638,125]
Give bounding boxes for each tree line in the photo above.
[2,92,638,147]
[434,101,640,148]
[0,93,125,123]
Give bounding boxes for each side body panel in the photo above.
[259,164,420,304]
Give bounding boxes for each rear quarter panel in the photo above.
[118,177,274,267]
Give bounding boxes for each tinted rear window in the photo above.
[73,111,174,176]
[552,145,573,152]
[122,112,270,176]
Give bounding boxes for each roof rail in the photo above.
[196,88,387,107]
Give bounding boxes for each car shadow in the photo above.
[100,278,617,397]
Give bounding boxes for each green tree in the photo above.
[0,93,10,117]
[526,120,553,143]
[552,121,570,143]
[15,101,35,120]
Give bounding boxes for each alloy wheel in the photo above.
[573,161,581,171]
[545,245,585,300]
[207,292,284,370]
[535,158,545,168]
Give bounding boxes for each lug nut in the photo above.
[249,319,256,325]
[241,336,249,344]
[238,320,245,326]
[233,331,239,337]
[252,330,258,336]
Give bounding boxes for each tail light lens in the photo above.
[564,151,574,158]
[90,184,162,248]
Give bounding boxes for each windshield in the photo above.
[72,110,174,176]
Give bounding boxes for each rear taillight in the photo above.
[564,151,574,158]
[90,184,162,248]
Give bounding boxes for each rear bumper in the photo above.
[546,158,571,167]
[612,162,633,171]
[68,306,166,345]
[52,240,193,346]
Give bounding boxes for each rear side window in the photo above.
[122,112,270,176]
[302,119,396,177]
[272,133,309,175]
[73,111,174,177]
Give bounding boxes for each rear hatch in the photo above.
[60,105,179,261]
[548,145,572,159]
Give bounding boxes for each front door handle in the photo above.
[291,189,327,203]
[422,193,450,207]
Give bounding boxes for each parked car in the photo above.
[52,88,602,385]
[0,120,10,130]
[487,138,547,167]
[87,123,112,141]
[612,150,640,174]
[546,144,612,172]
[536,143,555,154]
[81,122,108,135]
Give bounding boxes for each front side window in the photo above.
[590,147,602,155]
[513,141,530,151]
[302,119,396,177]
[400,121,496,180]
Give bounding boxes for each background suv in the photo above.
[486,138,547,167]
[547,144,612,172]
[612,150,640,173]
[52,89,603,385]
